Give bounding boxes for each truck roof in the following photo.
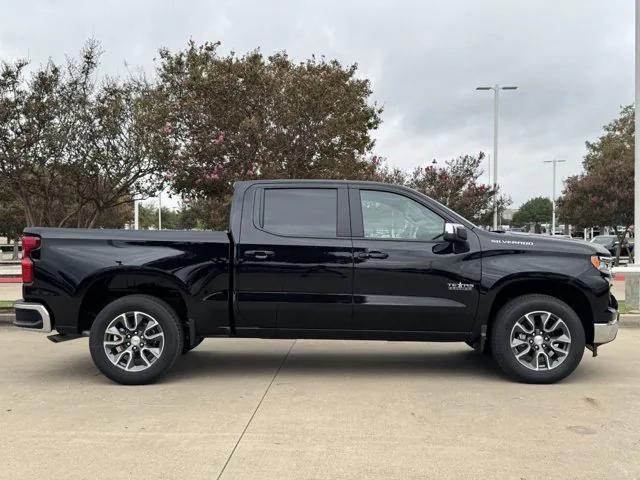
[234,179,390,187]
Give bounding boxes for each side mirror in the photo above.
[443,223,467,242]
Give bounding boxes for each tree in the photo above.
[137,202,185,230]
[0,41,169,228]
[152,41,383,228]
[0,179,25,258]
[407,153,509,225]
[512,197,552,228]
[558,105,633,263]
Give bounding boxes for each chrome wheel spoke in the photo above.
[133,312,144,330]
[143,346,161,358]
[123,313,136,331]
[112,348,129,366]
[515,345,531,359]
[139,352,151,367]
[549,342,569,356]
[511,337,528,348]
[539,312,551,330]
[145,331,164,341]
[544,318,561,333]
[538,351,551,370]
[531,351,541,369]
[551,333,570,343]
[124,351,135,370]
[519,315,536,333]
[144,319,159,334]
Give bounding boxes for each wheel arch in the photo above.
[77,269,191,334]
[485,278,594,345]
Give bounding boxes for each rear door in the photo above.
[349,185,481,333]
[234,183,353,332]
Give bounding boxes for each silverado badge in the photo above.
[448,282,474,291]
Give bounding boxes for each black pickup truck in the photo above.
[14,180,619,384]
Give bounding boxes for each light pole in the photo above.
[476,85,518,230]
[543,159,566,235]
[134,200,139,230]
[635,0,640,261]
[158,192,162,230]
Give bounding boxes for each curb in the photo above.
[619,314,640,328]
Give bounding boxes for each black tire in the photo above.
[182,336,204,354]
[491,294,585,384]
[89,295,183,385]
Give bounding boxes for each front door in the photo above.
[350,186,481,333]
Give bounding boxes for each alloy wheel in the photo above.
[509,311,571,371]
[103,311,165,372]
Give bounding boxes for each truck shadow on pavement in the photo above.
[166,346,505,382]
[29,342,600,384]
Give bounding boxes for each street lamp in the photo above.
[134,200,139,230]
[476,85,518,230]
[543,159,566,235]
[635,0,640,261]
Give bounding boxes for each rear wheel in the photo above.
[491,294,585,383]
[89,295,183,385]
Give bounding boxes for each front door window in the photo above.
[360,190,445,241]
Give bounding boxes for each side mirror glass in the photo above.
[443,223,467,242]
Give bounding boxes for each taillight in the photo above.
[21,235,40,283]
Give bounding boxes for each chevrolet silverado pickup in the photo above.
[14,180,619,384]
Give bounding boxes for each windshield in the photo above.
[591,236,613,245]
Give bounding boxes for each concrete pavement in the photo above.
[0,325,638,479]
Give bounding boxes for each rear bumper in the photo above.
[13,300,52,333]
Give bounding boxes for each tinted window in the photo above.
[360,190,445,241]
[591,236,613,245]
[263,188,337,237]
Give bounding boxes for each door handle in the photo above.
[244,250,275,260]
[358,250,389,259]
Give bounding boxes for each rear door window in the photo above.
[263,188,338,237]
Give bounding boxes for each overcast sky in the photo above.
[1,0,634,207]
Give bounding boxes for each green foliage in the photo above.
[0,41,168,228]
[406,153,509,224]
[0,179,25,242]
[558,105,634,261]
[0,39,512,232]
[151,41,383,228]
[138,201,200,230]
[138,203,176,230]
[512,197,552,226]
[558,105,633,231]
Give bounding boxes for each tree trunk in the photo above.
[12,240,19,260]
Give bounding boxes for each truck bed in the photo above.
[22,227,232,336]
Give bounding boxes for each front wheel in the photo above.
[89,295,184,385]
[491,294,585,384]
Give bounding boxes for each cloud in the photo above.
[1,0,633,206]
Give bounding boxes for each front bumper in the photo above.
[13,300,52,333]
[593,312,619,345]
